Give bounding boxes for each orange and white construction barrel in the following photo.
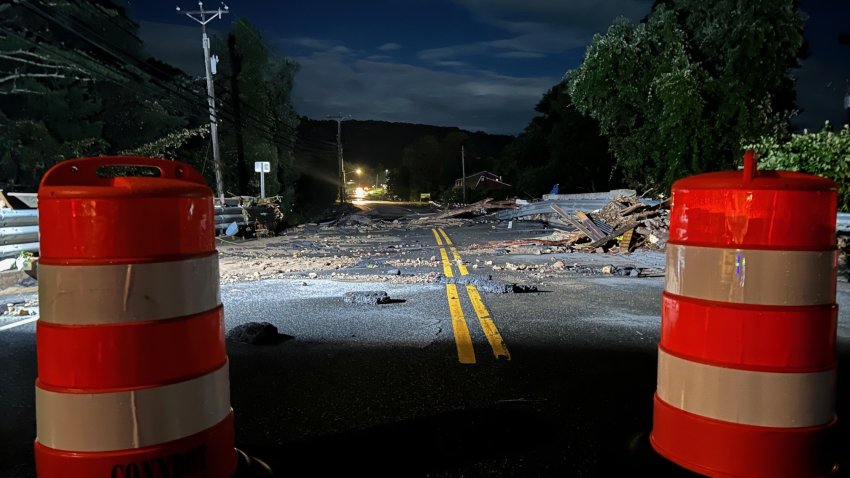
[650,151,839,477]
[34,157,237,477]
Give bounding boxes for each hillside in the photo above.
[292,118,514,214]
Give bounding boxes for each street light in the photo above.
[342,167,363,200]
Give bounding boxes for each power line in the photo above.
[0,17,316,154]
[19,0,304,143]
[6,2,336,169]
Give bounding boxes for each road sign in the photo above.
[254,161,270,173]
[255,161,270,198]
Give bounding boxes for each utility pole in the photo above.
[461,145,467,205]
[178,1,228,205]
[327,114,350,203]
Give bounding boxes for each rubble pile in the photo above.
[245,201,285,237]
[487,192,670,254]
[1,298,38,316]
[575,194,671,252]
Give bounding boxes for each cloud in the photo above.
[495,51,546,59]
[419,43,491,61]
[434,60,470,67]
[378,42,403,51]
[291,51,556,134]
[417,6,616,64]
[285,37,338,51]
[416,0,651,64]
[455,0,652,33]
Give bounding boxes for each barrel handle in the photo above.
[742,150,758,183]
[39,156,208,187]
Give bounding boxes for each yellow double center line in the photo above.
[432,228,510,364]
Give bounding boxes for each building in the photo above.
[453,171,511,191]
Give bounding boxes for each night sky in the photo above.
[125,0,850,135]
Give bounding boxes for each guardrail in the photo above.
[0,206,251,259]
[0,209,39,258]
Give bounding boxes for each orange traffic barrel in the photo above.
[651,151,839,477]
[34,157,237,477]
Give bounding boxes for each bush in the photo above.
[746,123,850,212]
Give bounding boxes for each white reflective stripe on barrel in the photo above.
[38,254,221,324]
[656,349,835,428]
[36,363,231,452]
[665,244,836,306]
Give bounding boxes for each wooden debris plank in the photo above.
[418,198,493,222]
[575,211,608,242]
[489,199,519,208]
[619,202,650,216]
[483,203,516,211]
[627,210,662,222]
[619,229,635,253]
[587,221,641,249]
[550,204,597,240]
[483,237,581,248]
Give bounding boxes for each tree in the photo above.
[498,81,617,198]
[386,166,411,201]
[402,135,441,199]
[0,1,199,189]
[266,58,300,212]
[568,0,806,192]
[214,18,299,201]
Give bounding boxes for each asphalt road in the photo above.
[2,203,850,477]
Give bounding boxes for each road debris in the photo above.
[416,198,495,222]
[227,322,292,345]
[488,191,670,255]
[416,198,517,223]
[1,298,38,316]
[342,291,392,305]
[435,274,538,294]
[472,230,584,251]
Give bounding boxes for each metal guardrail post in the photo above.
[838,213,849,233]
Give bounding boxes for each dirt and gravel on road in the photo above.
[215,209,669,288]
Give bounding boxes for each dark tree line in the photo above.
[0,0,299,214]
[497,81,618,198]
